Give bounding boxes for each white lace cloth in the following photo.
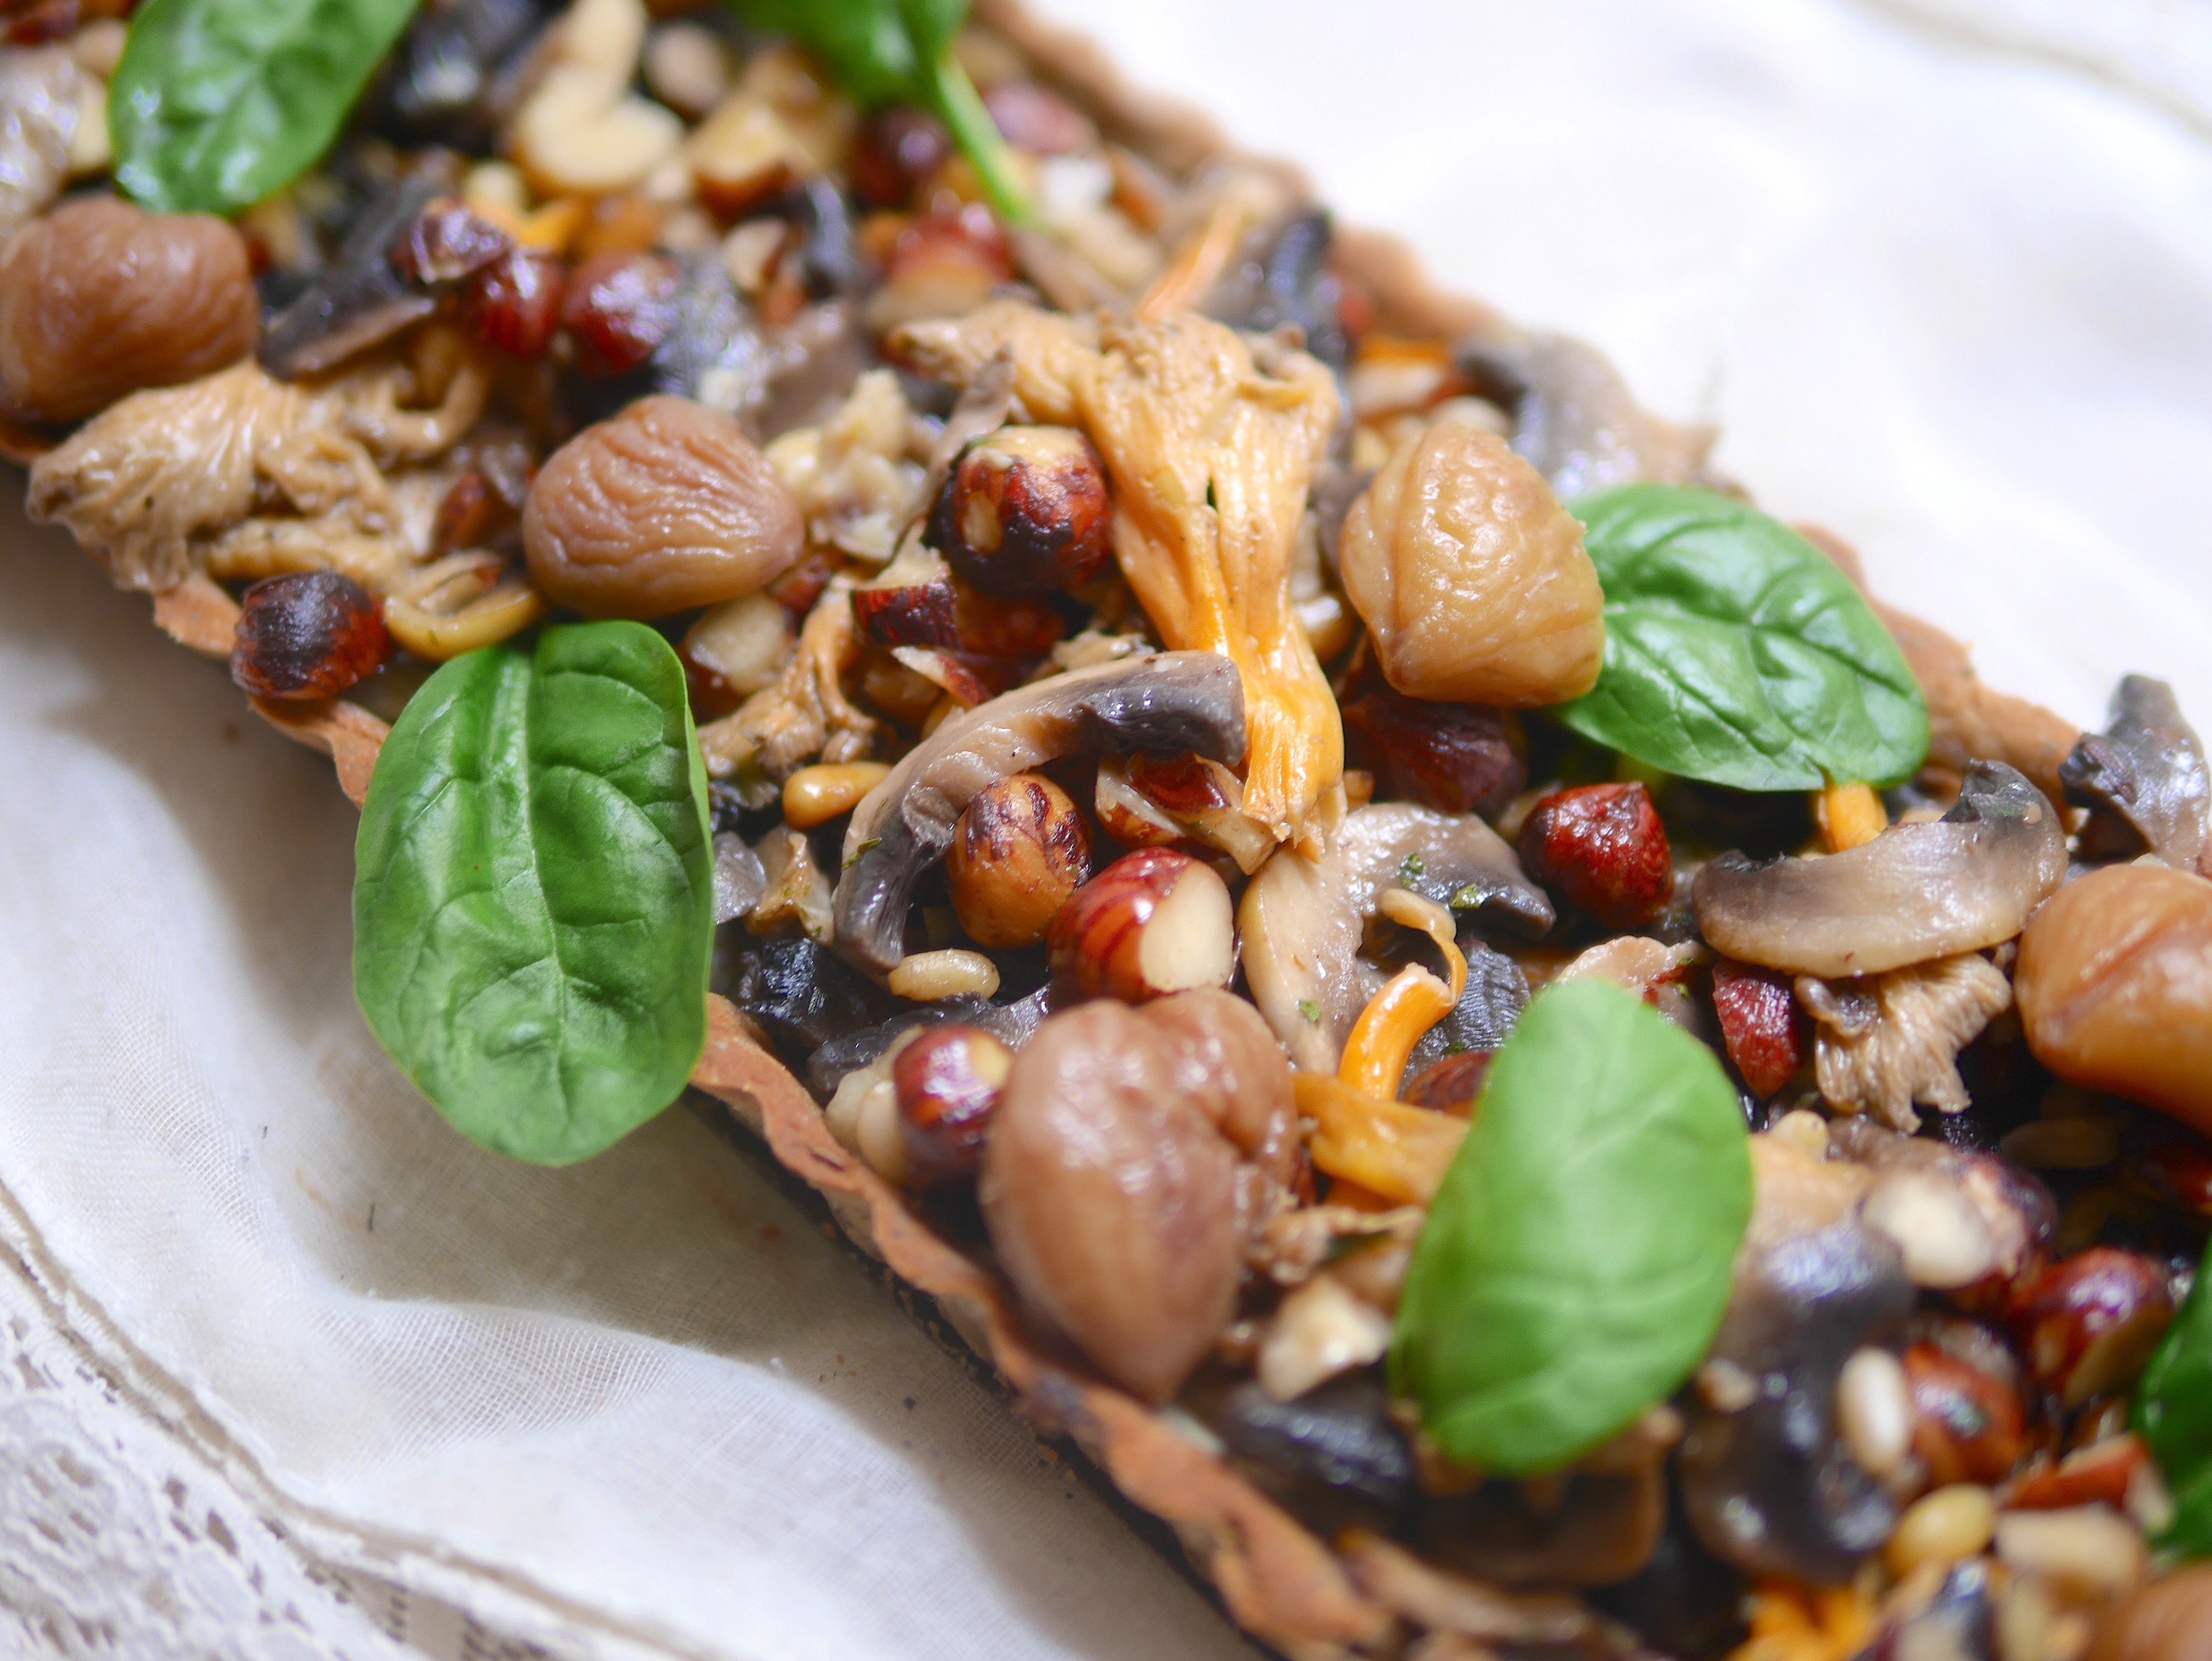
[5,0,2211,1655]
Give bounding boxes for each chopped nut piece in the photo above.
[1799,953,2013,1132]
[698,579,878,781]
[1257,1273,1392,1402]
[1049,847,1235,1003]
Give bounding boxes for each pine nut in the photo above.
[1884,1484,1996,1578]
[1837,1347,1911,1477]
[885,949,1000,1002]
[782,761,890,829]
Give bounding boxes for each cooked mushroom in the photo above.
[260,182,444,380]
[1202,1369,1415,1519]
[1798,953,2014,1133]
[1455,329,1713,502]
[1679,1139,1913,1586]
[1402,942,1530,1078]
[980,989,1294,1404]
[832,652,1247,975]
[1240,802,1552,1070]
[1692,761,2066,978]
[891,301,1344,845]
[2060,676,2211,874]
[374,0,551,147]
[1200,210,1348,370]
[720,936,895,1064]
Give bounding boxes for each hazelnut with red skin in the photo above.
[462,247,566,359]
[1903,1341,2025,1487]
[1710,959,1806,1098]
[1403,1051,1490,1112]
[1049,847,1236,1004]
[2006,1246,2174,1408]
[946,773,1094,949]
[1339,683,1525,818]
[230,571,392,700]
[560,251,677,377]
[851,106,953,208]
[894,1025,1013,1187]
[853,579,960,649]
[1515,781,1674,931]
[927,426,1113,597]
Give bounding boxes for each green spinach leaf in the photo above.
[111,0,423,216]
[1389,979,1751,1475]
[2136,1236,2212,1556]
[728,0,1030,222]
[353,622,714,1166]
[1557,485,1928,791]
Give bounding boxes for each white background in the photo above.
[3,1,2209,1655]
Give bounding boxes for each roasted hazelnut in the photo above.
[461,247,566,359]
[1903,1341,2025,1488]
[867,203,1015,332]
[432,470,522,557]
[229,571,392,701]
[1710,959,1806,1099]
[1048,847,1236,1003]
[688,98,806,219]
[1402,1050,1490,1112]
[893,1024,1013,1187]
[1337,420,1606,706]
[2008,1433,2148,1511]
[681,590,794,716]
[0,196,257,424]
[2008,1248,2175,1408]
[1338,683,1526,817]
[559,250,677,377]
[853,578,960,648]
[524,395,802,618]
[927,425,1114,597]
[1517,782,1674,931]
[390,198,511,286]
[2016,865,2212,1136]
[980,989,1295,1402]
[947,772,1093,949]
[851,106,953,208]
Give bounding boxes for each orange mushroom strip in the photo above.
[1336,888,1467,1101]
[1297,1073,1467,1207]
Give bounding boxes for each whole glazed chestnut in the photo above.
[523,395,803,619]
[2015,864,2212,1135]
[0,196,258,424]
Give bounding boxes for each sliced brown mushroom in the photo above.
[2060,675,2211,874]
[1692,762,2066,978]
[260,182,442,380]
[1454,329,1712,502]
[833,651,1246,974]
[1241,802,1553,1071]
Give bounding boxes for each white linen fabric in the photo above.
[2,0,2208,1655]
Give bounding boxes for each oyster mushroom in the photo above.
[1692,761,2066,978]
[1798,954,2015,1133]
[2060,675,2211,874]
[1240,803,1552,1071]
[833,651,1247,975]
[1454,329,1712,503]
[980,989,1295,1405]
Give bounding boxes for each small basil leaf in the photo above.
[1557,485,1929,791]
[1389,979,1751,1475]
[353,622,713,1166]
[2135,1236,2212,1557]
[111,0,424,216]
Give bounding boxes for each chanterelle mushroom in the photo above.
[892,300,1343,847]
